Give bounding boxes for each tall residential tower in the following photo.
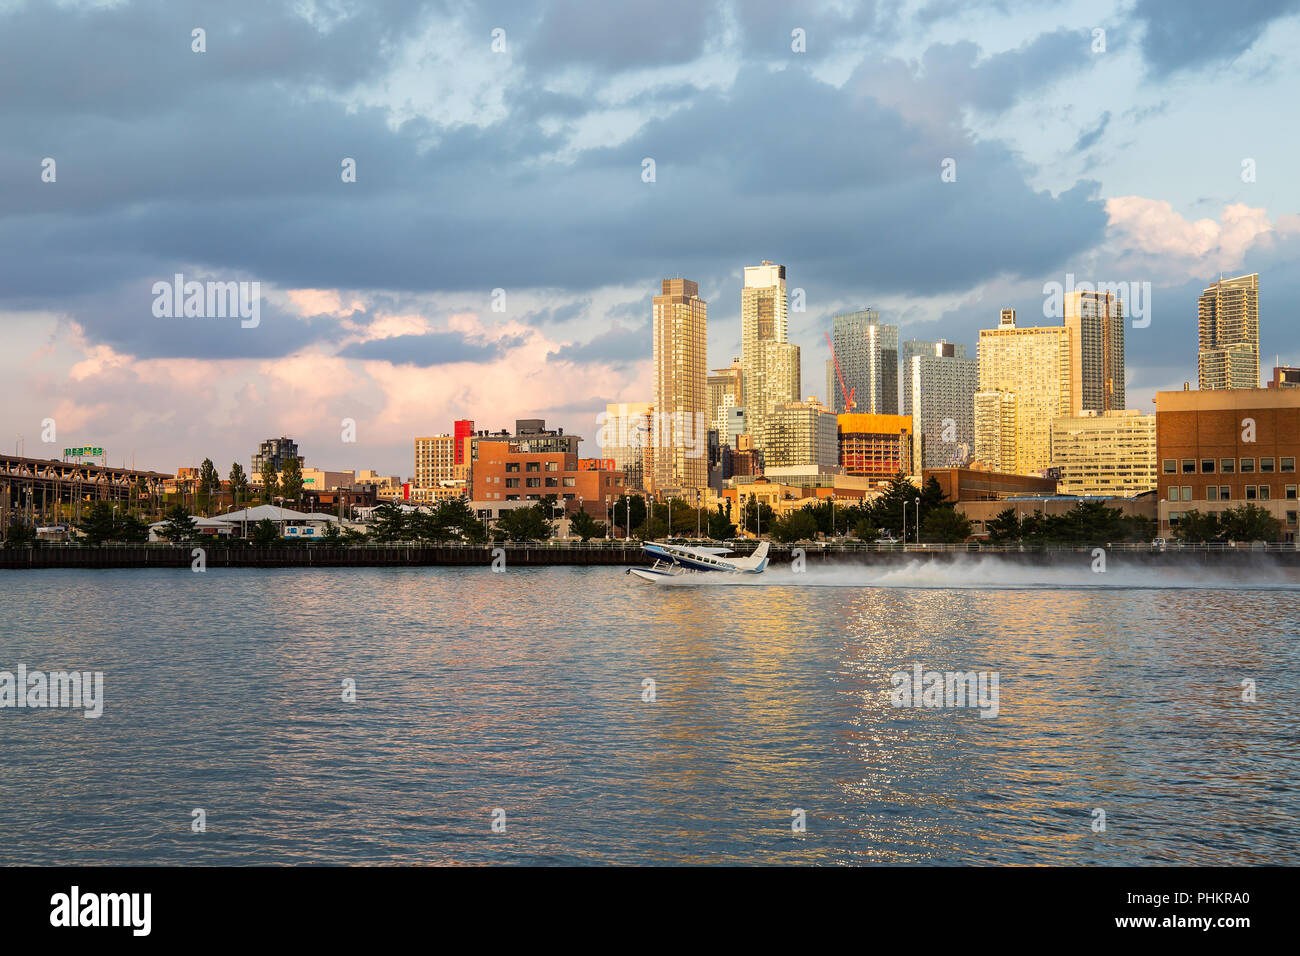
[740,261,799,450]
[1198,273,1260,390]
[652,278,708,496]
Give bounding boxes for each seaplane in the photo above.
[627,540,770,583]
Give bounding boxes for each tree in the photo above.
[77,502,120,545]
[985,508,1021,543]
[322,520,342,542]
[280,457,304,507]
[1173,509,1220,543]
[435,497,488,543]
[4,519,37,547]
[228,462,250,508]
[369,502,408,542]
[1219,504,1281,542]
[771,508,819,543]
[259,457,279,503]
[740,496,775,536]
[707,503,736,541]
[569,509,602,541]
[197,458,221,514]
[159,504,199,543]
[852,517,880,541]
[117,513,151,542]
[251,518,280,547]
[493,504,554,541]
[872,472,920,537]
[920,507,972,543]
[613,494,647,537]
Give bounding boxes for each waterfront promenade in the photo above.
[1,540,1296,569]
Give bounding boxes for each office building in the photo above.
[601,401,655,492]
[829,309,898,415]
[975,311,1072,475]
[740,261,799,450]
[251,437,301,476]
[763,399,839,470]
[903,341,977,473]
[1064,290,1126,414]
[1050,410,1157,496]
[1155,387,1299,540]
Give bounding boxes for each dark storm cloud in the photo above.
[1,0,1110,364]
[1132,0,1300,77]
[338,331,525,366]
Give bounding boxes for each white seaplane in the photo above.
[627,540,770,583]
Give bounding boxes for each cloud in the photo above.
[1132,0,1300,77]
[337,330,526,366]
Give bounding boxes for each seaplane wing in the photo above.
[628,541,770,582]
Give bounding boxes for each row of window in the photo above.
[1165,457,1295,475]
[502,461,561,473]
[1169,511,1298,527]
[1167,485,1298,501]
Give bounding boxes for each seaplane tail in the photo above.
[627,540,769,582]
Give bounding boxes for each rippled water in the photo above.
[2,561,1298,865]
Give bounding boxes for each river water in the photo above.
[2,560,1297,864]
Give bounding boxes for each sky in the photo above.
[2,0,1299,478]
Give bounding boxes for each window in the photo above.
[1221,459,1235,474]
[1181,459,1196,474]
[505,478,519,488]
[1246,485,1257,501]
[1241,458,1255,473]
[1287,485,1297,500]
[1288,511,1298,527]
[1201,459,1215,473]
[525,477,541,488]
[1282,457,1295,473]
[505,462,520,473]
[505,494,519,501]
[562,477,576,487]
[545,477,558,487]
[1207,486,1218,501]
[1259,485,1271,501]
[1163,459,1177,474]
[1220,486,1231,500]
[1261,457,1275,473]
[1181,486,1193,501]
[546,461,558,472]
[525,462,540,472]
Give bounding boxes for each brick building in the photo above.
[471,441,625,517]
[1155,387,1300,541]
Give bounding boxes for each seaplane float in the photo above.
[626,540,770,583]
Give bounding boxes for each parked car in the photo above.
[1151,537,1167,551]
[875,535,900,545]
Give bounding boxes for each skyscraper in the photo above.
[740,261,798,450]
[601,401,655,493]
[652,278,708,495]
[1198,273,1259,390]
[830,309,898,415]
[1064,290,1126,414]
[975,310,1072,475]
[707,358,743,446]
[903,341,977,473]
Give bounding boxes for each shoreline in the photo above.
[2,542,1297,570]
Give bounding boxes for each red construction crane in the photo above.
[825,331,856,412]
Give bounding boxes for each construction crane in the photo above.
[825,331,856,412]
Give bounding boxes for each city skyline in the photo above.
[5,2,1300,478]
